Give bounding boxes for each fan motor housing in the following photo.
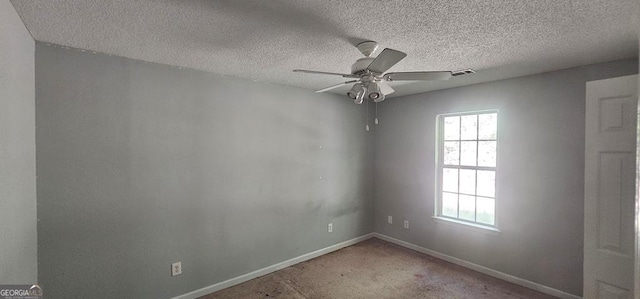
[351,57,375,75]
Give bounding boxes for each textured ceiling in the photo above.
[10,0,640,97]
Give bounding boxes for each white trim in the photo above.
[432,216,501,235]
[172,233,375,299]
[435,110,500,229]
[373,233,582,299]
[635,82,640,299]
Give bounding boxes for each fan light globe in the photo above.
[353,85,367,105]
[367,82,382,101]
[348,83,367,104]
[347,83,363,100]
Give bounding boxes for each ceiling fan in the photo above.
[294,41,466,104]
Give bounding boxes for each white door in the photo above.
[584,74,638,298]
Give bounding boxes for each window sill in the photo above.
[432,216,501,236]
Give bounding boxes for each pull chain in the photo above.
[375,102,379,125]
[365,100,370,131]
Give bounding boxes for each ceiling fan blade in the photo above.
[366,48,407,74]
[378,81,395,95]
[314,80,360,93]
[383,71,452,81]
[294,69,354,77]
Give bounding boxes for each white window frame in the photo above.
[433,110,500,233]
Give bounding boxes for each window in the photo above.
[436,111,498,227]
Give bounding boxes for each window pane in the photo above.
[477,197,495,225]
[478,141,497,167]
[460,141,477,166]
[459,195,475,221]
[478,113,497,140]
[442,168,458,192]
[444,116,460,140]
[443,141,459,165]
[460,115,477,140]
[476,170,495,197]
[442,192,458,217]
[459,169,476,195]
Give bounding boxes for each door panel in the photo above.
[597,152,634,256]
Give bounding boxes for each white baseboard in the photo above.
[373,233,582,299]
[172,233,375,299]
[174,232,581,299]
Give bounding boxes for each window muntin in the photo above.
[437,111,497,227]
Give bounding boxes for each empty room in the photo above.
[2,0,639,298]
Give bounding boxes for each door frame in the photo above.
[635,72,640,299]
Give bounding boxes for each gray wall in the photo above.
[373,58,638,296]
[35,44,373,298]
[0,1,37,284]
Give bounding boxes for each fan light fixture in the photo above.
[348,83,367,105]
[366,82,385,102]
[347,83,363,99]
[346,82,385,104]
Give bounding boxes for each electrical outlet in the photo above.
[388,216,393,224]
[404,220,409,229]
[172,262,182,277]
[328,223,333,233]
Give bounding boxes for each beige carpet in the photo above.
[200,238,558,299]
